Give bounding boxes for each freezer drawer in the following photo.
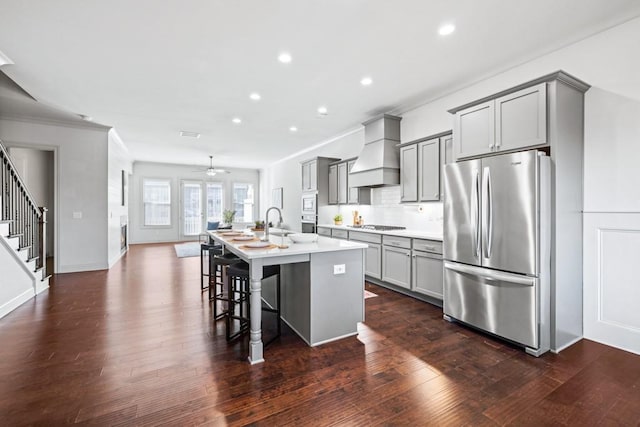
[443,261,538,348]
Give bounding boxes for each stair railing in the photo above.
[0,139,47,277]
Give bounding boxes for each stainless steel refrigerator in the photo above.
[443,150,551,356]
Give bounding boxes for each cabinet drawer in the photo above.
[412,239,443,254]
[349,231,382,244]
[317,227,332,237]
[382,235,411,249]
[331,229,349,240]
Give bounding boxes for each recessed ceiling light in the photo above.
[278,52,292,63]
[317,106,328,115]
[438,23,455,36]
[179,130,200,138]
[232,117,242,124]
[249,92,261,101]
[360,77,373,86]
[289,126,298,132]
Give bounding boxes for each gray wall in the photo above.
[0,118,112,273]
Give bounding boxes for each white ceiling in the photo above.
[1,0,640,169]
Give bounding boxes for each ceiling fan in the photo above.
[194,155,230,177]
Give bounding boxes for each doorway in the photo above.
[7,146,56,271]
[180,180,224,238]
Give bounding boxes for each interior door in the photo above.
[443,159,482,266]
[480,151,538,276]
[182,180,202,237]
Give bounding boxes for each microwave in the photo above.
[301,192,317,215]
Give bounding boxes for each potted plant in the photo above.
[253,220,265,230]
[333,214,343,225]
[222,209,236,226]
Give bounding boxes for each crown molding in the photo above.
[0,113,111,132]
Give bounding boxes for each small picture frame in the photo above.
[272,187,283,209]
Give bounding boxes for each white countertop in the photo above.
[208,230,367,259]
[317,224,443,241]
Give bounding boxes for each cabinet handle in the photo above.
[434,193,439,198]
[406,253,410,257]
[423,245,436,251]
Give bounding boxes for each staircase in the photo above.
[0,139,49,319]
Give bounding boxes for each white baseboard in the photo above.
[35,278,49,295]
[57,262,109,273]
[0,288,35,319]
[551,335,583,354]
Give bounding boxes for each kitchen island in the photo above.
[208,230,367,364]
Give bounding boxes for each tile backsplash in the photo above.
[319,186,443,234]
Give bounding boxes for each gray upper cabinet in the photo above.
[454,100,495,160]
[400,144,418,202]
[453,82,548,161]
[400,132,450,203]
[337,162,348,204]
[328,164,338,204]
[301,159,318,191]
[495,83,547,152]
[418,138,440,202]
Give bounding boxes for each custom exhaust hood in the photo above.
[349,114,402,187]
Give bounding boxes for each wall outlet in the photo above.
[333,264,346,275]
[72,211,83,219]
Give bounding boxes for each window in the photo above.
[206,182,223,222]
[143,178,171,226]
[232,183,254,223]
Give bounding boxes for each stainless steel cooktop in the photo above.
[348,225,406,231]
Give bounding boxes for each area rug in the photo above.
[174,242,201,258]
[364,290,378,299]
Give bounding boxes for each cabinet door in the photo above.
[382,246,411,289]
[309,160,318,191]
[412,252,443,299]
[347,160,358,204]
[328,164,338,204]
[337,162,348,204]
[301,162,310,191]
[495,83,547,152]
[317,227,332,237]
[441,134,453,200]
[418,138,440,202]
[400,144,418,202]
[454,100,495,160]
[365,243,382,280]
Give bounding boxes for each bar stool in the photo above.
[226,262,281,345]
[210,252,243,320]
[199,233,222,291]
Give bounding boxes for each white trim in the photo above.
[310,331,359,347]
[0,289,35,319]
[550,335,583,354]
[280,317,311,346]
[35,278,49,295]
[0,114,110,131]
[57,262,108,273]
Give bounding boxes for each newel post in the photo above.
[39,206,47,276]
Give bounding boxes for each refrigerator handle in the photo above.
[481,167,489,258]
[486,167,493,258]
[472,170,481,258]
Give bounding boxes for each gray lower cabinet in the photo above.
[317,227,331,237]
[349,231,382,280]
[412,251,443,299]
[331,229,348,240]
[382,245,411,289]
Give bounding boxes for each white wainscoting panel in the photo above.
[584,213,640,355]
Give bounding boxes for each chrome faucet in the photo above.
[262,206,283,241]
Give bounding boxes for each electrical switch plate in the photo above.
[333,264,346,275]
[73,211,83,219]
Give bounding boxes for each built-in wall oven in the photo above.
[301,192,318,233]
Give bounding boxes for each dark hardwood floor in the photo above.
[1,243,639,426]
